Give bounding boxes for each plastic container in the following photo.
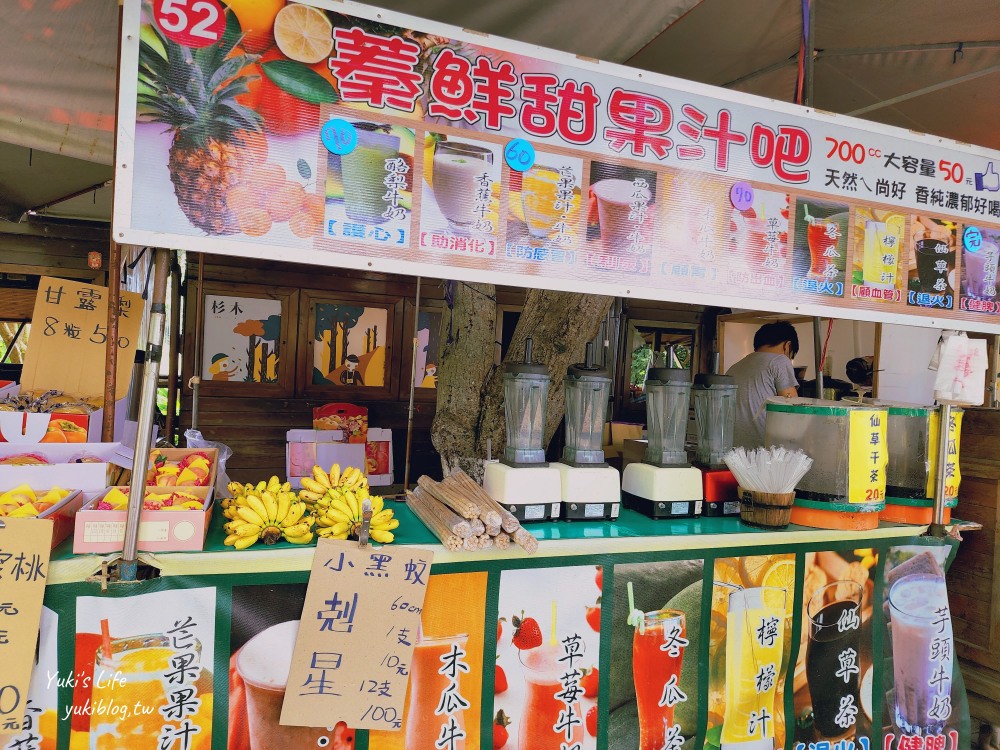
[502,337,550,466]
[691,374,737,468]
[562,343,611,466]
[643,366,691,467]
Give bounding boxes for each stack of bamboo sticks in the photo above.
[406,470,539,554]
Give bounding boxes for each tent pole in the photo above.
[804,0,816,107]
[165,258,182,443]
[929,403,952,537]
[120,248,170,582]
[813,317,824,398]
[404,277,421,491]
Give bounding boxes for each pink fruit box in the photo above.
[73,485,213,554]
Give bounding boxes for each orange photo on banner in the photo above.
[369,571,488,750]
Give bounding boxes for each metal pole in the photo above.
[165,259,181,443]
[929,403,952,537]
[813,317,824,398]
[120,249,170,581]
[189,253,206,432]
[103,243,122,441]
[403,277,421,490]
[804,0,816,107]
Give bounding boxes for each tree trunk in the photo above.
[430,282,497,478]
[431,285,613,482]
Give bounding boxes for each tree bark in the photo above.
[430,282,497,479]
[431,284,612,482]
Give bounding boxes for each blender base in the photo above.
[550,463,621,520]
[621,464,702,519]
[698,467,741,517]
[482,462,562,522]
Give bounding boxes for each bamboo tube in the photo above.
[411,487,474,539]
[405,492,462,552]
[484,522,502,537]
[478,534,493,550]
[493,532,510,551]
[513,527,539,554]
[450,470,519,533]
[442,474,503,530]
[462,535,481,552]
[470,518,486,536]
[418,476,480,519]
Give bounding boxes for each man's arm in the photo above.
[777,385,798,398]
[775,358,799,399]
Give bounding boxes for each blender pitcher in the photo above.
[644,364,691,467]
[562,343,611,466]
[502,337,551,466]
[692,373,737,468]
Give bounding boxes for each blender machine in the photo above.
[483,338,562,522]
[552,343,621,520]
[621,357,702,518]
[692,372,740,517]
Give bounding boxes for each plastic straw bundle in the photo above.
[723,446,813,494]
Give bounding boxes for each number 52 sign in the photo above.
[153,0,226,48]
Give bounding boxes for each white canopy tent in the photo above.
[0,0,998,222]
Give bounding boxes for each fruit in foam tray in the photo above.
[0,485,71,516]
[96,488,206,512]
[147,451,213,487]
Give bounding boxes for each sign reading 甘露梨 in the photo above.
[116,0,1000,332]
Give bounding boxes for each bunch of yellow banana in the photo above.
[222,475,315,549]
[299,464,398,543]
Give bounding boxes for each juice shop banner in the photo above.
[116,0,1000,332]
[14,535,969,750]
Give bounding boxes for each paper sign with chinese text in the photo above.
[0,518,53,743]
[282,539,434,730]
[19,278,145,403]
[115,0,1000,334]
[926,410,963,500]
[848,410,888,504]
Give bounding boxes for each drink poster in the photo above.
[70,587,216,750]
[2,606,58,750]
[881,543,967,750]
[707,555,795,750]
[494,565,602,750]
[793,549,877,750]
[281,540,434,730]
[0,517,53,745]
[609,561,703,750]
[960,226,1000,314]
[118,0,1000,334]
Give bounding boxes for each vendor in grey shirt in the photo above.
[726,321,800,448]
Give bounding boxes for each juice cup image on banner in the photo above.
[519,644,585,750]
[720,586,786,750]
[236,620,339,749]
[340,128,402,224]
[633,610,688,750]
[861,218,904,290]
[521,164,581,240]
[404,634,469,749]
[909,216,956,300]
[806,581,864,739]
[962,229,1000,300]
[431,140,496,235]
[91,634,211,750]
[729,191,789,275]
[888,574,954,736]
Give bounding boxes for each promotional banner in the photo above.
[115,0,1000,332]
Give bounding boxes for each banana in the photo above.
[282,522,312,538]
[281,482,291,493]
[370,529,394,544]
[344,491,359,519]
[267,476,281,493]
[372,518,399,531]
[300,477,326,495]
[234,533,259,550]
[327,520,351,536]
[235,522,262,536]
[262,492,280,523]
[370,508,393,526]
[329,495,354,519]
[275,492,291,524]
[284,502,306,527]
[236,506,266,526]
[224,533,240,546]
[245,494,271,525]
[284,531,314,545]
[315,515,337,527]
[328,463,341,487]
[227,481,244,497]
[370,495,384,515]
[317,527,349,539]
[312,465,331,489]
[255,481,267,493]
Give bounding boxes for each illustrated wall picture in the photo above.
[610,560,704,750]
[793,549,878,748]
[312,303,389,387]
[907,216,957,308]
[325,119,415,249]
[202,295,282,383]
[495,565,602,750]
[71,587,217,750]
[708,555,795,750]
[414,310,443,389]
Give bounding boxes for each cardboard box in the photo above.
[286,429,345,443]
[0,442,131,493]
[73,486,213,554]
[366,428,394,487]
[287,442,366,489]
[0,386,130,444]
[313,403,367,443]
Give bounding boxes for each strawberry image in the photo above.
[493,709,511,749]
[497,617,506,643]
[580,666,599,697]
[495,662,508,694]
[585,598,602,632]
[586,705,597,737]
[511,612,543,651]
[595,565,603,590]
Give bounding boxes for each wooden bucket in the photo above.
[738,488,795,529]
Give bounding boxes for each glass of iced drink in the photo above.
[964,239,999,299]
[633,610,687,750]
[340,127,401,224]
[591,178,649,251]
[519,644,584,750]
[236,620,338,750]
[806,581,863,739]
[432,142,493,234]
[404,634,469,750]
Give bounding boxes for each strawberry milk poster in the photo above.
[494,565,603,750]
[116,0,1000,332]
